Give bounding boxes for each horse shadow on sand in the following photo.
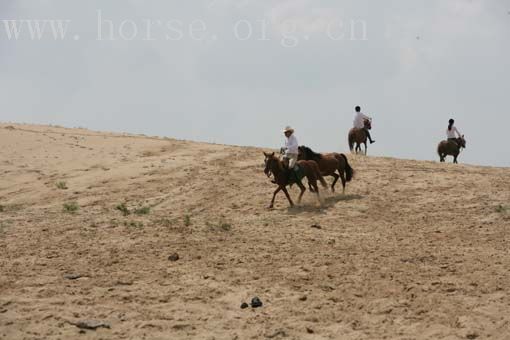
[286,193,363,215]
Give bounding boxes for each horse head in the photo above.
[297,146,306,160]
[298,146,321,161]
[364,118,372,130]
[263,152,276,177]
[458,135,466,149]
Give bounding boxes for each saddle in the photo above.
[288,164,305,185]
[447,139,460,148]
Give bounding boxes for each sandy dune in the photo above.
[0,123,509,340]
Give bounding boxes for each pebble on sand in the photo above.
[168,253,179,261]
[70,320,111,330]
[63,274,82,280]
[250,297,263,308]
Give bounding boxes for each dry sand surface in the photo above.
[1,123,509,340]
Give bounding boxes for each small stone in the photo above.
[310,224,322,229]
[63,274,82,280]
[299,295,307,301]
[115,280,133,286]
[466,332,479,339]
[251,297,263,308]
[240,302,249,309]
[71,320,110,330]
[168,253,179,261]
[306,327,314,334]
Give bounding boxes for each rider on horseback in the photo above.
[282,126,300,182]
[353,106,375,144]
[447,119,462,143]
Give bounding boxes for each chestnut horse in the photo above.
[348,119,372,155]
[298,146,354,193]
[263,152,327,209]
[437,136,466,164]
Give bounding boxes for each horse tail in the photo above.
[340,153,354,182]
[348,131,354,151]
[437,142,443,157]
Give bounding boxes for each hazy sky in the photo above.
[1,0,509,166]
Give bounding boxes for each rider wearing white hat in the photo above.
[282,126,299,170]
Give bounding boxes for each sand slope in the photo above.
[1,123,509,340]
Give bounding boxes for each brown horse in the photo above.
[437,136,466,163]
[298,146,354,193]
[348,119,372,155]
[263,152,327,209]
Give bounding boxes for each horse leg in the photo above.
[296,181,306,204]
[454,153,458,164]
[308,182,315,193]
[269,186,282,209]
[339,171,346,194]
[330,173,339,193]
[281,186,295,207]
[311,180,323,205]
[364,142,368,155]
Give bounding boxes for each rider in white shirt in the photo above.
[353,106,375,144]
[282,126,299,169]
[446,119,462,141]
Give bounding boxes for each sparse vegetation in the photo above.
[184,214,191,226]
[0,204,23,213]
[124,220,143,228]
[141,150,157,157]
[134,206,151,215]
[56,181,68,190]
[206,219,232,232]
[153,218,173,228]
[63,202,79,213]
[0,220,10,235]
[220,222,232,231]
[116,203,130,216]
[495,205,509,214]
[116,203,151,216]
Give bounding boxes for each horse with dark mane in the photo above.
[298,146,354,193]
[263,152,327,209]
[348,119,372,154]
[437,136,466,164]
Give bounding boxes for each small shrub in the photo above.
[220,222,232,231]
[154,218,173,228]
[63,202,79,213]
[495,205,508,214]
[116,203,130,216]
[0,205,4,212]
[0,221,10,234]
[184,214,191,226]
[124,220,143,228]
[206,219,232,232]
[134,206,151,215]
[56,181,68,190]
